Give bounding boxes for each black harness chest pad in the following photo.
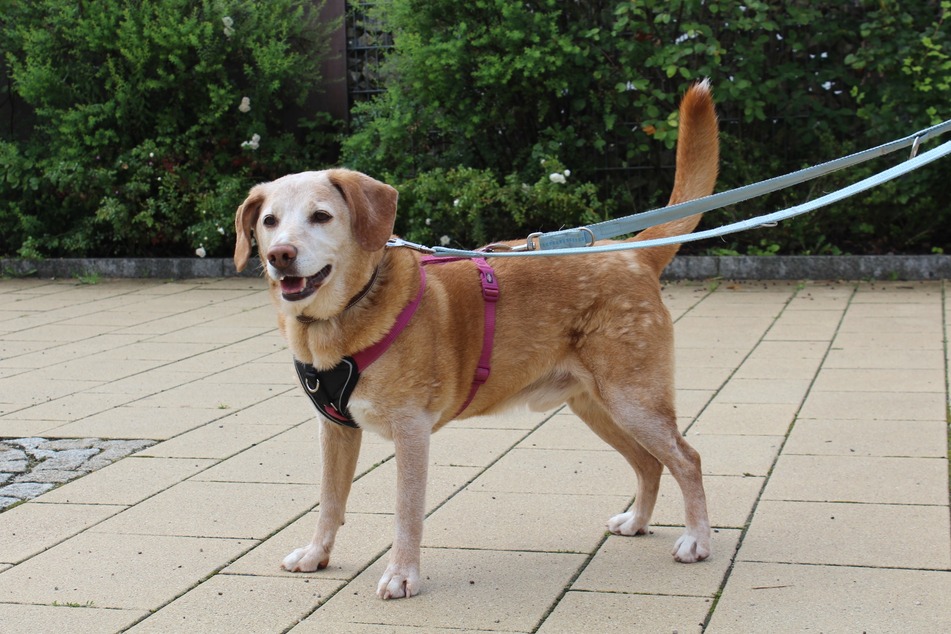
[293,358,361,428]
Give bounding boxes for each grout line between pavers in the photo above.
[699,281,858,631]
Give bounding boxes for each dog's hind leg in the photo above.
[567,393,663,537]
[598,386,711,563]
[282,419,362,572]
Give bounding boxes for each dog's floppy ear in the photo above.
[234,186,265,272]
[327,169,398,252]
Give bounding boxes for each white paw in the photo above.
[672,533,710,563]
[607,511,649,536]
[376,562,421,600]
[281,544,330,572]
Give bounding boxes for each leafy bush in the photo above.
[343,0,951,255]
[395,157,608,249]
[0,0,339,258]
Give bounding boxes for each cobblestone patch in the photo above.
[0,438,155,510]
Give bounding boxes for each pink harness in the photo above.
[294,257,498,426]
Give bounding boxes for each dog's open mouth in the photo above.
[280,264,332,301]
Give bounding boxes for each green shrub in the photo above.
[0,0,339,258]
[395,157,609,249]
[344,0,951,255]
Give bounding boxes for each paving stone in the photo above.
[0,482,54,499]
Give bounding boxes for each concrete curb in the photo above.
[2,255,950,281]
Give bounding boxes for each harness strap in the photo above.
[421,256,499,417]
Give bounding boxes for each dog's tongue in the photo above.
[280,277,306,294]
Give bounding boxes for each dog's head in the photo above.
[234,169,398,319]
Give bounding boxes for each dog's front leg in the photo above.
[377,417,432,599]
[282,418,362,572]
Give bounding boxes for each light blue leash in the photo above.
[389,118,951,258]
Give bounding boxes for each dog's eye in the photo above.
[311,210,332,224]
[262,214,277,228]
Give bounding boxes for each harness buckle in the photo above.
[474,365,490,384]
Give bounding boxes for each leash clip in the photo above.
[910,136,922,159]
[386,238,436,254]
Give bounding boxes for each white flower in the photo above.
[223,26,235,37]
[425,218,432,226]
[439,235,451,246]
[453,198,460,207]
[149,152,154,158]
[196,246,207,258]
[563,169,571,177]
[217,226,225,235]
[241,133,261,150]
[549,172,566,184]
[238,97,251,113]
[222,16,234,28]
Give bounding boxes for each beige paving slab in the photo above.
[463,447,633,497]
[823,345,946,369]
[42,405,223,440]
[128,573,338,633]
[7,392,136,421]
[224,511,394,581]
[798,390,946,421]
[0,502,125,564]
[135,379,286,411]
[729,354,822,380]
[676,388,715,419]
[783,418,948,457]
[573,526,741,596]
[707,561,951,633]
[192,429,393,485]
[521,413,615,451]
[650,473,763,529]
[839,315,943,335]
[688,402,796,435]
[811,367,945,393]
[738,500,951,569]
[675,346,749,368]
[136,420,293,459]
[345,461,480,516]
[294,548,587,632]
[832,330,942,350]
[91,480,319,539]
[0,603,147,634]
[683,433,782,476]
[713,378,812,405]
[36,456,215,506]
[422,490,628,553]
[428,426,527,467]
[538,590,709,634]
[676,364,735,390]
[0,417,63,436]
[763,454,949,505]
[0,531,253,610]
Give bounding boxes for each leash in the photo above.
[388,118,951,259]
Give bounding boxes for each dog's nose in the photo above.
[267,244,298,270]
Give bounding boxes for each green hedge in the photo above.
[346,0,951,255]
[2,1,950,258]
[0,0,338,258]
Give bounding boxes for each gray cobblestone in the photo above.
[0,436,156,508]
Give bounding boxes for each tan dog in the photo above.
[234,81,719,599]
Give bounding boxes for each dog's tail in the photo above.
[633,79,719,278]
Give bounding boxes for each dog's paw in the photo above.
[281,544,330,573]
[376,562,421,600]
[672,533,711,563]
[606,511,650,536]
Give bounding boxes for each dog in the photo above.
[233,80,719,599]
